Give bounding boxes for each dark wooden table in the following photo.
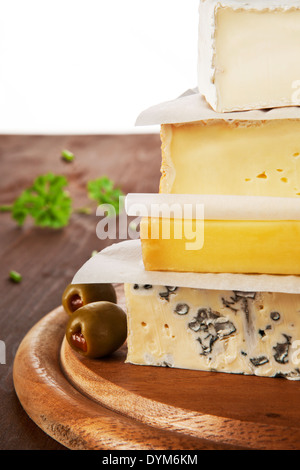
[0,134,161,450]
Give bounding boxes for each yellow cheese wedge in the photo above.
[140,217,300,275]
[159,120,300,197]
[125,283,300,380]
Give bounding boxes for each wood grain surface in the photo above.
[0,134,161,450]
[13,284,300,450]
[13,303,237,450]
[59,282,300,451]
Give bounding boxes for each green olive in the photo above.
[65,301,127,358]
[62,283,117,316]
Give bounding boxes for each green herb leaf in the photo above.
[87,176,124,215]
[61,149,75,162]
[9,270,22,283]
[11,173,72,228]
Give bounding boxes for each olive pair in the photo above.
[62,283,127,359]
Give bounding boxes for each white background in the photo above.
[0,0,199,134]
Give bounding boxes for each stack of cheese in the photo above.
[124,0,300,380]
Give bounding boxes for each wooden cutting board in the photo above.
[13,286,300,450]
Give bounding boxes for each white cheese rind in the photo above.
[125,283,300,380]
[135,89,300,127]
[198,0,300,112]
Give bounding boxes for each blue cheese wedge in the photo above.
[124,284,300,380]
[198,0,300,112]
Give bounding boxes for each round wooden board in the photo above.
[13,286,300,450]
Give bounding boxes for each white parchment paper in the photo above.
[72,240,300,294]
[125,193,300,221]
[135,89,300,126]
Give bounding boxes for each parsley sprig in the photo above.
[87,176,124,216]
[1,172,124,228]
[2,173,72,228]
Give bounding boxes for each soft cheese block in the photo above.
[140,218,300,275]
[125,283,300,380]
[159,120,300,197]
[198,0,300,112]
